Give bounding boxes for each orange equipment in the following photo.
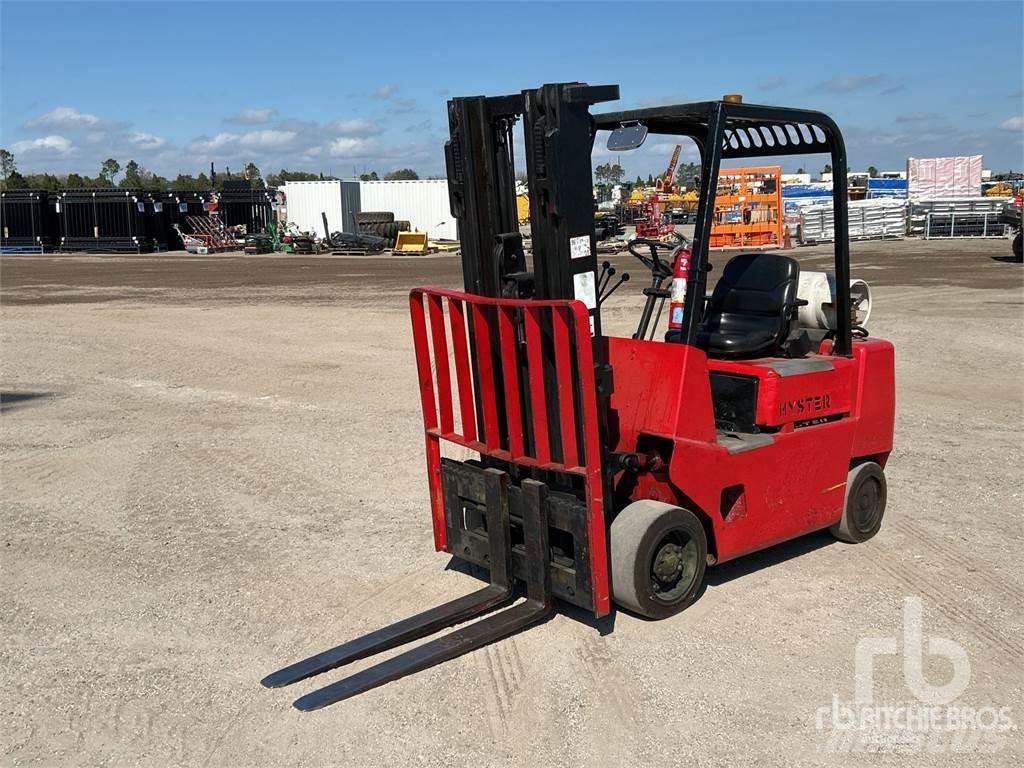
[655,144,682,193]
[709,166,782,248]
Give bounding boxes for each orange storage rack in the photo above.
[709,166,783,248]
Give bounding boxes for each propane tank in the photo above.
[797,271,873,330]
[668,245,693,333]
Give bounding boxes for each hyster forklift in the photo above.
[263,83,895,710]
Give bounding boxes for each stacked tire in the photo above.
[355,212,410,248]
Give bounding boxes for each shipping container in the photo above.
[359,179,457,240]
[282,180,360,235]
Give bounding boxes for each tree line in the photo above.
[0,149,424,191]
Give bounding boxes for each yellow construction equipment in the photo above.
[517,193,530,224]
[394,230,429,253]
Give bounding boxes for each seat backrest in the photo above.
[700,253,801,358]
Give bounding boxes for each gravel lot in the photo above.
[2,237,1022,767]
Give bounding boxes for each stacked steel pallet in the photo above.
[798,198,907,243]
[909,198,1010,239]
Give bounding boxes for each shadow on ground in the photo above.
[0,391,56,413]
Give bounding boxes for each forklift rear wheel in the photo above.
[610,500,707,619]
[1013,231,1022,261]
[830,461,887,543]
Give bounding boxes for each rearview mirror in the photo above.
[606,123,648,151]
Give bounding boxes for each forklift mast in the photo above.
[445,84,618,321]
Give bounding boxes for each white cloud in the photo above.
[27,106,112,130]
[328,137,379,157]
[11,135,75,157]
[130,131,166,150]
[239,130,297,149]
[329,118,382,138]
[227,107,277,125]
[188,129,297,155]
[373,83,398,100]
[190,132,240,153]
[1000,116,1024,131]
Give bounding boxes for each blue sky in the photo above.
[1,1,1022,179]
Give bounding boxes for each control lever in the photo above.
[598,260,615,295]
[599,272,630,306]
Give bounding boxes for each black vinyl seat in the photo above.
[696,253,805,359]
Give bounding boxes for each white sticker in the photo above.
[570,234,591,259]
[573,271,597,310]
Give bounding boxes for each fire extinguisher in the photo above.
[668,245,692,333]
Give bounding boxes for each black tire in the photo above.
[830,461,887,543]
[610,500,707,619]
[1013,231,1022,261]
[356,211,395,224]
[395,220,411,232]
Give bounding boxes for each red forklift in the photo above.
[263,83,895,710]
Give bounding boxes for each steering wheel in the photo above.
[627,235,690,280]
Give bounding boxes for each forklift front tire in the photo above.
[610,500,707,619]
[830,461,887,543]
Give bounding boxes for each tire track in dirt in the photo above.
[870,553,1023,662]
[475,636,525,741]
[890,518,1021,603]
[569,631,642,765]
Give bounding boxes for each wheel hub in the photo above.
[653,542,685,583]
[854,478,881,532]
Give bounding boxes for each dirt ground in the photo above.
[2,237,1022,767]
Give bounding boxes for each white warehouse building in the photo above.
[282,179,458,241]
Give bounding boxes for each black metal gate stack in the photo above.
[56,189,154,253]
[155,190,207,249]
[1,190,53,252]
[216,184,275,234]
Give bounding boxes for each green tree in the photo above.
[121,160,145,188]
[822,163,833,176]
[66,173,87,187]
[23,173,61,190]
[244,162,263,187]
[5,170,27,189]
[265,168,323,187]
[674,162,701,191]
[0,148,15,188]
[100,158,121,184]
[635,175,644,187]
[594,162,625,186]
[867,166,879,178]
[647,173,655,186]
[796,167,805,175]
[383,168,419,180]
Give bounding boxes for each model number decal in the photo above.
[780,393,832,417]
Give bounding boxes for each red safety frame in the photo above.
[409,287,610,615]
